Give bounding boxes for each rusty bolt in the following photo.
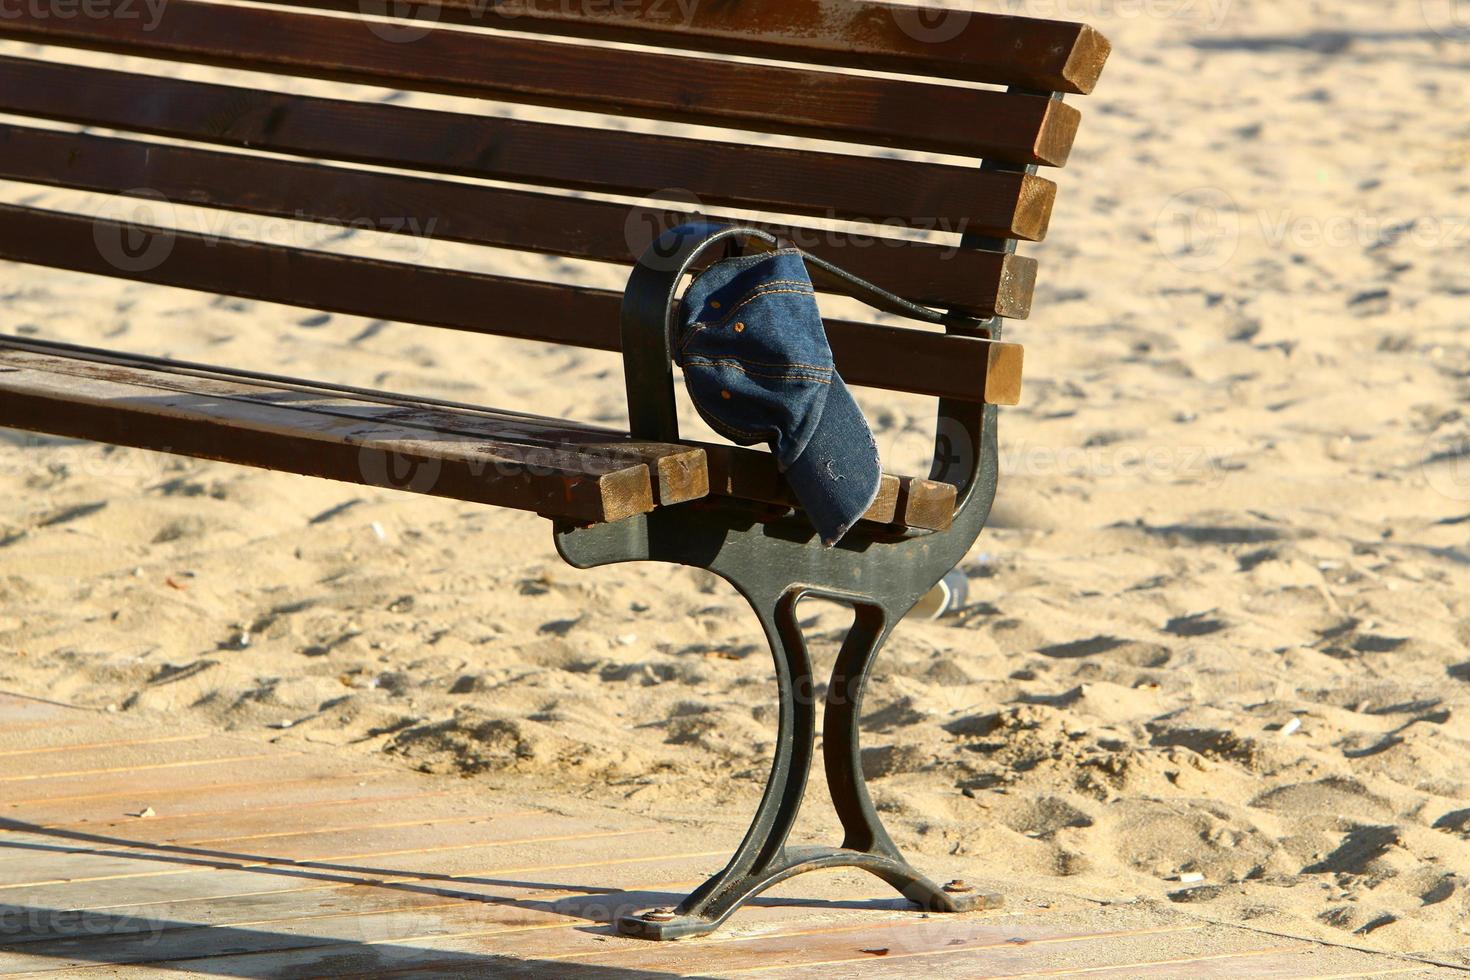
[643,907,678,922]
[943,880,974,894]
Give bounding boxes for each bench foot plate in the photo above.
[617,845,1002,940]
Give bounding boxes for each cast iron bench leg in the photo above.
[617,588,1001,941]
[556,221,1006,940]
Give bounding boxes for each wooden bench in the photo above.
[0,0,1109,940]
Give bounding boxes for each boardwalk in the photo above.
[0,691,1457,978]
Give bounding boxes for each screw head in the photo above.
[642,907,678,922]
[943,879,974,894]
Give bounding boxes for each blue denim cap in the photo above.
[675,248,881,546]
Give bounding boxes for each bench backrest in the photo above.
[0,0,1107,406]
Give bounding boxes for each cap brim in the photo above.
[782,376,882,547]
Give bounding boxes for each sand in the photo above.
[2,0,1469,963]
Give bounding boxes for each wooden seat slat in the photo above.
[0,339,960,531]
[246,0,1112,95]
[0,56,1057,242]
[0,0,1081,165]
[0,203,1025,405]
[0,347,674,523]
[0,124,1036,319]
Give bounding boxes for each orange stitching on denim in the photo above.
[709,287,816,331]
[687,353,830,373]
[684,357,831,384]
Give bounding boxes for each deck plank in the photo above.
[0,693,1451,979]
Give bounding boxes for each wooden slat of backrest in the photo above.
[249,0,1112,95]
[0,352,659,523]
[0,57,1056,241]
[0,124,1035,319]
[0,1,1081,166]
[0,203,1023,405]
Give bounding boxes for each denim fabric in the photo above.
[675,249,881,546]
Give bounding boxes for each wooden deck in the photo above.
[0,691,1456,979]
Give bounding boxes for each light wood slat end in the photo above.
[987,342,1025,407]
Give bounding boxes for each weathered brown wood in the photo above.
[0,340,960,531]
[0,1,1080,165]
[0,733,206,758]
[0,342,710,508]
[0,693,74,731]
[0,811,654,872]
[246,0,1112,95]
[7,839,723,920]
[0,57,1057,241]
[5,759,383,811]
[0,351,668,523]
[0,124,1038,318]
[0,735,289,781]
[0,205,1024,405]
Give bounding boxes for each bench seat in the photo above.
[0,338,957,529]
